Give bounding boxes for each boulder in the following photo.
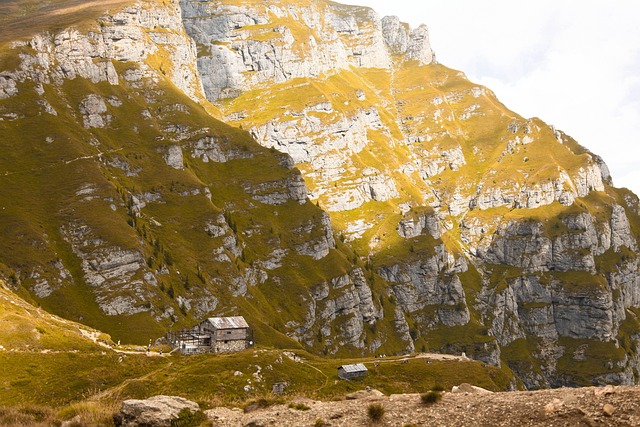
[114,395,200,427]
[451,383,492,394]
[346,387,385,400]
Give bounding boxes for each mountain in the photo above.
[1,0,640,389]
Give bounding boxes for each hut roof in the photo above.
[207,316,249,329]
[338,363,368,373]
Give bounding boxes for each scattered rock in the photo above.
[594,385,615,397]
[544,398,564,414]
[114,395,200,427]
[603,403,615,417]
[451,383,493,394]
[346,388,385,400]
[196,385,640,426]
[164,145,184,170]
[272,381,288,394]
[204,407,243,424]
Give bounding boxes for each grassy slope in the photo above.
[0,281,164,408]
[212,0,640,384]
[0,0,133,46]
[0,282,107,352]
[0,0,638,393]
[0,277,513,411]
[0,16,359,347]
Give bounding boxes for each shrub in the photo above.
[420,391,442,405]
[367,403,385,422]
[288,403,311,411]
[431,384,445,392]
[314,419,327,427]
[171,408,208,427]
[19,405,51,422]
[0,405,56,426]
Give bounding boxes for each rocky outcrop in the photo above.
[293,212,336,260]
[114,395,200,427]
[485,275,616,346]
[249,106,384,165]
[60,221,153,316]
[79,94,111,129]
[180,0,433,100]
[243,174,308,205]
[397,208,442,239]
[465,205,635,274]
[378,245,470,328]
[381,16,435,65]
[469,161,607,212]
[191,135,254,163]
[164,145,184,169]
[247,106,399,211]
[294,268,383,352]
[3,0,205,103]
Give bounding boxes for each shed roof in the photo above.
[207,316,249,329]
[338,363,368,373]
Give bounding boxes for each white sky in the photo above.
[348,0,640,196]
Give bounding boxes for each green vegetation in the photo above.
[0,401,116,427]
[288,402,311,411]
[1,0,640,403]
[367,402,385,422]
[171,408,208,427]
[0,0,133,46]
[420,390,442,405]
[556,337,628,386]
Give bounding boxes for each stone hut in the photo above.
[167,316,253,354]
[337,363,368,380]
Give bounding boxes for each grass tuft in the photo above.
[170,408,208,427]
[420,390,442,405]
[367,403,385,423]
[288,402,311,411]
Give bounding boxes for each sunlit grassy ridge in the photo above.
[0,281,514,414]
[0,0,133,46]
[0,282,106,352]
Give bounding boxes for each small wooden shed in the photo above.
[337,363,368,380]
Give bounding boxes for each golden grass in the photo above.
[0,0,133,46]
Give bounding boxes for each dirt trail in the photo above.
[206,385,640,426]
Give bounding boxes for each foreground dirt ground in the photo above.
[206,385,640,426]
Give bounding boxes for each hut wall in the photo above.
[215,328,248,340]
[215,339,247,353]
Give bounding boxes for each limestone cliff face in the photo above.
[0,0,380,351]
[378,245,470,329]
[2,0,204,102]
[180,0,434,100]
[180,0,434,215]
[176,0,640,388]
[1,0,640,389]
[292,268,383,352]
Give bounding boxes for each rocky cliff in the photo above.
[1,0,639,389]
